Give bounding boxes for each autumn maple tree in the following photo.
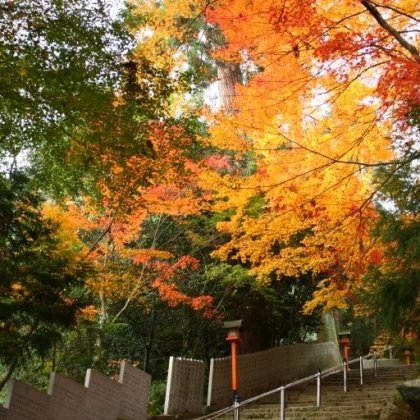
[194,0,420,311]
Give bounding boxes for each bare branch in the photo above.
[110,214,164,325]
[369,1,420,24]
[361,0,420,63]
[85,217,114,257]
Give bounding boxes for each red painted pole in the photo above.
[231,339,238,394]
[344,344,349,363]
[224,320,242,406]
[404,349,412,365]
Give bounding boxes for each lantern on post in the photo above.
[403,347,413,366]
[223,319,243,405]
[338,329,351,364]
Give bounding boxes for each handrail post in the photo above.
[316,369,321,407]
[359,356,363,385]
[280,386,285,420]
[373,350,377,377]
[343,361,347,392]
[233,399,240,420]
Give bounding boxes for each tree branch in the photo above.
[110,214,164,325]
[0,320,40,393]
[85,217,114,257]
[361,0,420,63]
[369,1,420,24]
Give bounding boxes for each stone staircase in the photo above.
[217,364,416,419]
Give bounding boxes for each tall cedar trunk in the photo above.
[219,61,268,353]
[217,62,240,114]
[217,61,272,354]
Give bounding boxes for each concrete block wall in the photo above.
[0,406,7,420]
[207,341,341,408]
[164,357,206,417]
[0,360,151,420]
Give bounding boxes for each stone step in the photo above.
[325,371,412,378]
[286,383,402,393]
[294,370,414,385]
[286,398,390,406]
[259,400,390,410]
[284,380,412,393]
[247,400,390,410]
[217,414,379,420]
[286,416,378,420]
[323,372,414,382]
[217,408,381,419]
[285,411,380,419]
[286,396,395,406]
[323,374,413,383]
[246,403,385,411]
[284,388,398,400]
[216,416,378,419]
[290,386,399,395]
[286,404,386,412]
[260,390,398,405]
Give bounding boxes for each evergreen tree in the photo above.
[362,112,420,333]
[0,172,90,392]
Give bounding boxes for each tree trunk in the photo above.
[0,319,41,392]
[217,62,241,114]
[93,291,107,370]
[0,358,19,393]
[143,310,156,373]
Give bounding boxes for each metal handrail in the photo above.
[196,345,394,420]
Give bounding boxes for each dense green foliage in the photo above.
[0,0,185,199]
[0,172,90,392]
[362,114,420,335]
[0,1,127,188]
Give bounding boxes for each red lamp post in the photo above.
[223,320,243,406]
[338,330,351,367]
[404,348,413,366]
